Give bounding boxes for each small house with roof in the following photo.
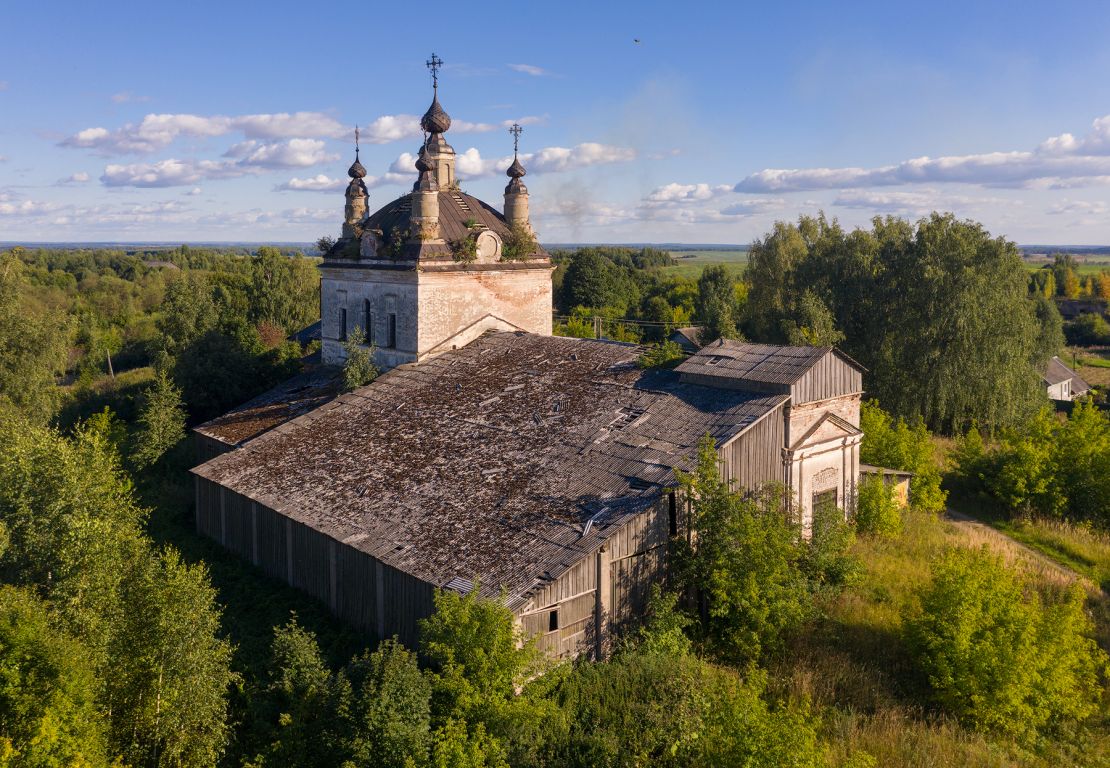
[189,58,867,659]
[1043,355,1091,402]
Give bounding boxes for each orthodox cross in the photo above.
[509,123,523,156]
[354,125,360,158]
[426,53,444,89]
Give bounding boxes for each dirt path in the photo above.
[943,508,1091,588]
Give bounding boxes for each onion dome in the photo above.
[421,95,452,134]
[348,150,367,179]
[415,151,430,174]
[506,156,526,179]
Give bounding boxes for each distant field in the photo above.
[1066,346,1110,388]
[662,248,749,279]
[1024,258,1110,275]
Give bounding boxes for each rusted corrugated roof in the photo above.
[191,332,785,608]
[194,363,342,447]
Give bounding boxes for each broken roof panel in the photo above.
[192,331,785,608]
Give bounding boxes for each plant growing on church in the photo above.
[636,340,685,369]
[342,327,378,391]
[449,234,478,264]
[501,223,538,262]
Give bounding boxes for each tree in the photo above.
[859,400,946,513]
[419,587,541,727]
[781,290,845,347]
[249,247,318,334]
[0,586,113,768]
[696,265,741,342]
[559,251,635,314]
[671,436,810,664]
[855,474,901,537]
[130,371,186,469]
[343,640,432,768]
[744,214,1049,433]
[636,340,684,369]
[108,549,234,768]
[157,272,219,355]
[0,253,70,424]
[905,547,1105,739]
[342,327,378,391]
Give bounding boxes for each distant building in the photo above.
[188,61,866,659]
[1043,355,1090,402]
[668,326,704,353]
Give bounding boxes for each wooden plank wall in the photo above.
[719,404,786,492]
[193,432,233,465]
[517,500,669,659]
[194,477,434,646]
[792,352,863,404]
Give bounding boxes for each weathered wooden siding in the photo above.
[517,499,670,659]
[193,432,233,465]
[791,351,863,404]
[194,476,434,646]
[718,404,786,492]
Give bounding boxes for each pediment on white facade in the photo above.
[790,412,862,450]
[424,313,527,358]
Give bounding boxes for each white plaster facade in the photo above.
[321,263,553,369]
[784,394,863,536]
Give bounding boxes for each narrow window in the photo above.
[548,610,559,632]
[668,492,678,536]
[364,299,374,345]
[339,308,348,341]
[387,313,397,348]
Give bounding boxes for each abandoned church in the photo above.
[189,61,866,659]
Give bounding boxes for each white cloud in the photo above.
[101,158,253,187]
[645,183,732,203]
[1047,199,1110,216]
[386,142,636,182]
[0,197,60,216]
[185,187,202,196]
[57,172,90,185]
[508,64,549,77]
[277,174,346,192]
[735,113,1110,193]
[225,138,336,168]
[61,111,346,154]
[111,91,149,104]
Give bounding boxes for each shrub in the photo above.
[342,326,378,391]
[636,340,685,369]
[860,400,946,513]
[904,547,1106,739]
[855,474,902,538]
[501,223,538,262]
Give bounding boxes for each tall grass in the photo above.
[772,509,1110,767]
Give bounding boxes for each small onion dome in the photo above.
[506,156,526,179]
[421,95,452,134]
[415,152,430,174]
[348,156,367,179]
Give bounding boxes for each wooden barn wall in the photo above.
[517,500,670,659]
[193,432,233,465]
[792,353,863,404]
[719,404,786,492]
[193,477,434,647]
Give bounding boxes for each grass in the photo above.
[771,508,1110,767]
[988,517,1110,591]
[660,249,748,280]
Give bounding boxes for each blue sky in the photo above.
[4,0,1110,244]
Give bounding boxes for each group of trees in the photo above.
[1030,253,1110,301]
[0,411,234,766]
[743,214,1061,434]
[953,400,1110,525]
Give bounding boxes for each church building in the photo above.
[190,58,864,659]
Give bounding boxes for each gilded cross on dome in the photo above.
[425,53,444,90]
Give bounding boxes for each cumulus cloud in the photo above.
[61,111,346,154]
[645,183,732,203]
[508,64,549,77]
[101,158,252,187]
[224,138,336,168]
[1047,199,1110,216]
[277,174,346,192]
[386,142,636,182]
[734,113,1110,193]
[185,187,202,196]
[359,114,544,145]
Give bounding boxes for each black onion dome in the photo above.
[506,156,526,179]
[421,95,452,134]
[348,157,367,179]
